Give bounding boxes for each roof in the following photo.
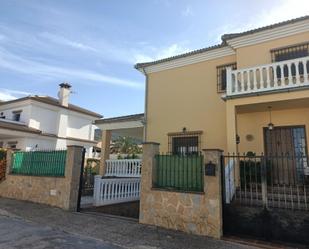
[0,119,41,134]
[134,44,227,69]
[221,15,309,41]
[95,113,144,124]
[135,15,309,70]
[0,119,97,144]
[0,96,102,118]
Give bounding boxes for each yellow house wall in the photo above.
[145,30,309,154]
[146,55,236,153]
[236,31,309,68]
[237,107,309,154]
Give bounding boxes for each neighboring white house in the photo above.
[0,83,102,157]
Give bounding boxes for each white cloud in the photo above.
[208,0,309,43]
[182,6,193,17]
[0,48,143,89]
[0,88,30,101]
[40,32,98,52]
[134,43,190,63]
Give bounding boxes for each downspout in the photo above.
[142,67,148,142]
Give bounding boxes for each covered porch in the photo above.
[224,92,309,211]
[85,114,144,208]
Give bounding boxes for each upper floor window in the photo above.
[271,42,309,62]
[271,42,309,78]
[217,63,237,93]
[168,131,202,155]
[12,110,22,122]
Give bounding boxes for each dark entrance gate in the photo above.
[221,153,309,245]
[77,152,99,211]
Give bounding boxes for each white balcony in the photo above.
[226,56,309,97]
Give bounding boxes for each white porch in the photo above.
[85,114,144,207]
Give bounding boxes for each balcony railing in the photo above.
[226,56,309,96]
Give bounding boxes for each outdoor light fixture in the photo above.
[268,106,274,130]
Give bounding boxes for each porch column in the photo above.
[226,103,237,154]
[99,130,111,175]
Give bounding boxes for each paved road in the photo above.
[0,216,121,249]
[0,198,259,249]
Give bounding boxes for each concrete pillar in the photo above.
[140,142,160,221]
[99,130,111,175]
[65,145,85,211]
[226,103,238,153]
[5,149,12,176]
[202,149,223,239]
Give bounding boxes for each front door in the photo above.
[264,126,308,185]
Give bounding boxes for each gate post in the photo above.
[65,145,85,211]
[202,149,224,238]
[5,149,12,176]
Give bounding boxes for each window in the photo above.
[7,141,17,149]
[12,110,22,122]
[271,42,309,62]
[94,129,102,141]
[168,131,202,155]
[217,63,237,92]
[271,42,309,78]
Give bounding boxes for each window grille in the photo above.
[217,63,237,92]
[168,131,202,155]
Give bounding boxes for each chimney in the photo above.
[58,82,71,107]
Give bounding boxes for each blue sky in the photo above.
[0,0,308,117]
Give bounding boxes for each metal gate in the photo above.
[221,153,309,245]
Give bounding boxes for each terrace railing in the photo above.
[93,176,140,206]
[105,159,141,177]
[226,56,309,96]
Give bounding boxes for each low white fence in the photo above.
[93,176,140,206]
[105,159,142,177]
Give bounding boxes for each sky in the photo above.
[0,0,308,118]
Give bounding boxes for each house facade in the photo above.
[135,16,309,158]
[131,16,309,243]
[0,83,102,157]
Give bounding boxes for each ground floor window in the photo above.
[168,131,202,155]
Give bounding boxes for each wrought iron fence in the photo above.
[154,153,204,192]
[11,150,67,177]
[222,153,309,210]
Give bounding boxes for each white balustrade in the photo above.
[227,56,309,96]
[93,176,140,206]
[105,159,142,177]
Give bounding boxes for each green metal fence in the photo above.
[11,150,67,177]
[154,154,204,192]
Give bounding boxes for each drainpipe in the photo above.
[142,68,148,142]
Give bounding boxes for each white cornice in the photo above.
[143,46,236,74]
[226,19,309,49]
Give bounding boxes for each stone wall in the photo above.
[0,146,84,211]
[139,142,223,238]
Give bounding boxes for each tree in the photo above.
[112,136,142,155]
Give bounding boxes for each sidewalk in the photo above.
[0,197,258,249]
